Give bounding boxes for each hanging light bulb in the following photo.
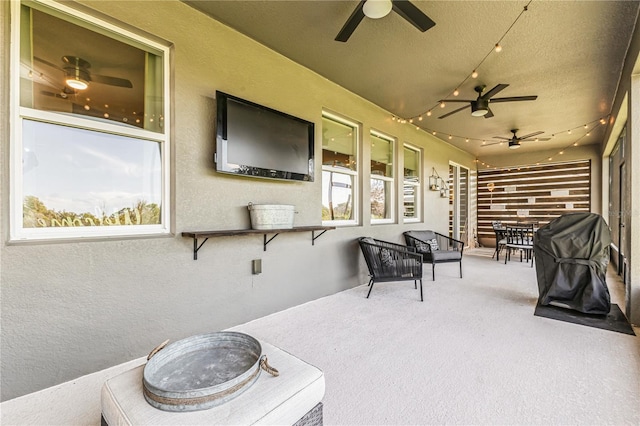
[453,88,459,97]
[494,43,502,52]
[409,118,413,123]
[426,110,432,117]
[471,70,478,78]
[568,129,572,134]
[448,135,452,140]
[440,101,446,108]
[465,138,469,143]
[392,116,396,121]
[586,132,590,136]
[432,131,437,135]
[418,115,423,121]
[363,0,393,19]
[584,124,588,129]
[600,118,606,125]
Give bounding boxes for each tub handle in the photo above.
[260,355,279,377]
[147,339,170,360]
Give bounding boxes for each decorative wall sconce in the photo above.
[440,181,450,198]
[429,167,442,191]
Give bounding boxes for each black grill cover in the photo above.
[534,212,611,315]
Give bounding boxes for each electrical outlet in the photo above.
[252,259,262,275]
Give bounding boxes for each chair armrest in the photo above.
[432,232,465,256]
[371,238,417,254]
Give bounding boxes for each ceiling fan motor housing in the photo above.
[471,99,489,116]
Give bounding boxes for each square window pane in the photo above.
[403,184,417,218]
[20,5,164,133]
[22,120,162,228]
[322,171,354,221]
[371,178,392,220]
[404,147,419,178]
[322,117,356,171]
[371,134,393,178]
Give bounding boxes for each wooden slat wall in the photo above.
[477,160,591,246]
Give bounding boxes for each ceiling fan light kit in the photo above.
[470,100,489,116]
[335,0,435,42]
[63,56,91,91]
[363,0,392,19]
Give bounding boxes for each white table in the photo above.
[101,341,325,425]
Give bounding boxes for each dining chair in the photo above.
[504,224,535,267]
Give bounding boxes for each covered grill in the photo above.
[534,212,612,315]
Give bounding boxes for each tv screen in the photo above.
[215,91,315,182]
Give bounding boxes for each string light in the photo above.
[440,101,446,108]
[404,1,532,123]
[472,115,608,170]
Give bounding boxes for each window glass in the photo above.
[403,145,421,220]
[22,120,162,228]
[20,5,164,133]
[322,114,358,224]
[12,1,170,240]
[370,132,394,222]
[370,134,393,177]
[322,116,356,171]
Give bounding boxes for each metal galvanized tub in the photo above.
[248,202,295,230]
[142,331,279,412]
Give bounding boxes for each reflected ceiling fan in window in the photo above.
[33,55,133,91]
[335,0,435,42]
[438,84,537,119]
[483,129,550,150]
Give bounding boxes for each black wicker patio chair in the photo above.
[358,237,424,301]
[403,230,464,280]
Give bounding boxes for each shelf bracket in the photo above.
[311,229,329,245]
[193,237,209,260]
[263,233,280,251]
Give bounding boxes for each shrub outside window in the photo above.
[11,0,170,241]
[321,113,359,225]
[370,131,395,223]
[403,144,421,221]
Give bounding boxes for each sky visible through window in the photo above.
[23,120,161,219]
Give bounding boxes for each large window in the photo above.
[403,144,421,221]
[321,113,359,225]
[11,1,170,240]
[370,131,395,223]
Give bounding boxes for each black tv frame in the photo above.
[215,91,315,182]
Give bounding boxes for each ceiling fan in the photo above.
[335,0,435,42]
[484,129,550,150]
[33,55,133,91]
[438,84,537,119]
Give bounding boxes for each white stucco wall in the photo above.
[0,1,476,400]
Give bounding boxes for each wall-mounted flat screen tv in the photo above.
[215,91,315,182]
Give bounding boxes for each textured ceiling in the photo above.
[184,0,639,160]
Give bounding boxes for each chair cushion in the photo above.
[431,250,462,262]
[379,248,394,266]
[414,240,430,251]
[426,238,439,251]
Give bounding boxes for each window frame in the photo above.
[369,130,395,225]
[10,0,172,242]
[321,111,360,227]
[402,143,422,223]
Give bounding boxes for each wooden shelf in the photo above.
[181,226,336,260]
